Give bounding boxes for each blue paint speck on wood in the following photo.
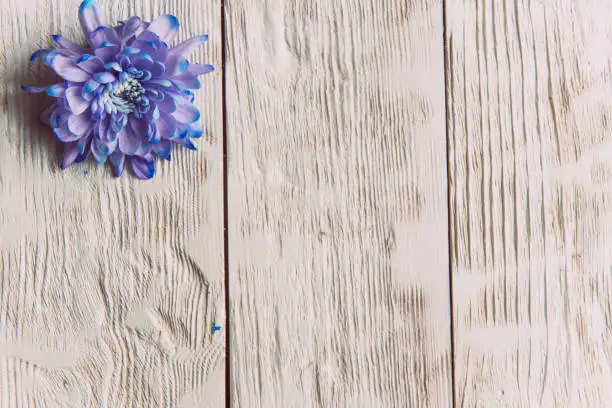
[212,323,221,334]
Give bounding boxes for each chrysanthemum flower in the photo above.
[22,0,214,179]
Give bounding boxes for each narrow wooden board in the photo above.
[0,0,224,406]
[447,0,612,405]
[226,0,451,406]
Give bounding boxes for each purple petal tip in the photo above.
[80,0,97,9]
[168,15,179,29]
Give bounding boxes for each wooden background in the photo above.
[1,0,611,407]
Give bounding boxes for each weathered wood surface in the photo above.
[447,0,612,406]
[0,0,224,407]
[225,0,451,406]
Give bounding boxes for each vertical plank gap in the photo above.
[442,1,457,406]
[221,0,231,406]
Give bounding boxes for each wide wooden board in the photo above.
[0,0,224,406]
[447,0,612,405]
[226,0,451,406]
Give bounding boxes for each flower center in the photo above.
[108,77,145,113]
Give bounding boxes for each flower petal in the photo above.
[79,0,105,37]
[77,133,92,154]
[54,126,83,142]
[89,26,120,49]
[94,43,120,61]
[188,63,214,76]
[130,155,155,179]
[52,35,87,53]
[147,14,179,44]
[67,112,92,135]
[30,49,51,62]
[46,84,66,98]
[153,139,172,160]
[155,112,178,140]
[157,96,177,113]
[104,62,122,71]
[166,35,208,74]
[109,152,125,177]
[46,54,91,82]
[146,79,172,87]
[129,116,149,138]
[21,85,48,93]
[93,72,116,84]
[83,79,100,95]
[171,104,200,123]
[39,103,57,125]
[118,125,141,155]
[61,142,81,169]
[77,55,105,73]
[150,61,165,78]
[120,16,144,42]
[91,138,117,163]
[50,109,70,128]
[66,87,90,115]
[170,73,200,90]
[188,124,204,138]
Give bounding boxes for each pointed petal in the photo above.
[104,62,122,71]
[150,61,165,78]
[54,126,83,142]
[94,43,120,60]
[50,109,70,128]
[89,26,120,49]
[157,96,177,113]
[93,72,116,83]
[109,152,125,177]
[77,55,104,73]
[46,54,91,82]
[120,17,143,42]
[170,73,200,90]
[188,124,204,138]
[91,138,116,163]
[153,139,172,160]
[147,15,179,44]
[61,142,81,169]
[46,84,66,98]
[166,35,208,74]
[66,87,90,115]
[21,85,48,93]
[39,104,57,125]
[146,79,172,87]
[79,0,105,37]
[118,125,141,155]
[77,133,91,154]
[188,63,214,76]
[52,35,87,53]
[30,49,52,62]
[67,112,92,135]
[155,112,178,140]
[171,104,200,123]
[83,79,100,95]
[181,137,197,151]
[130,155,155,179]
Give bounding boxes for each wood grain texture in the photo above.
[447,0,612,405]
[0,0,224,407]
[226,0,451,406]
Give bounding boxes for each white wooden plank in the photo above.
[226,0,451,406]
[0,0,224,406]
[447,0,612,405]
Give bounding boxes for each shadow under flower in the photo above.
[4,53,63,173]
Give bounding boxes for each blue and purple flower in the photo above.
[23,0,214,179]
